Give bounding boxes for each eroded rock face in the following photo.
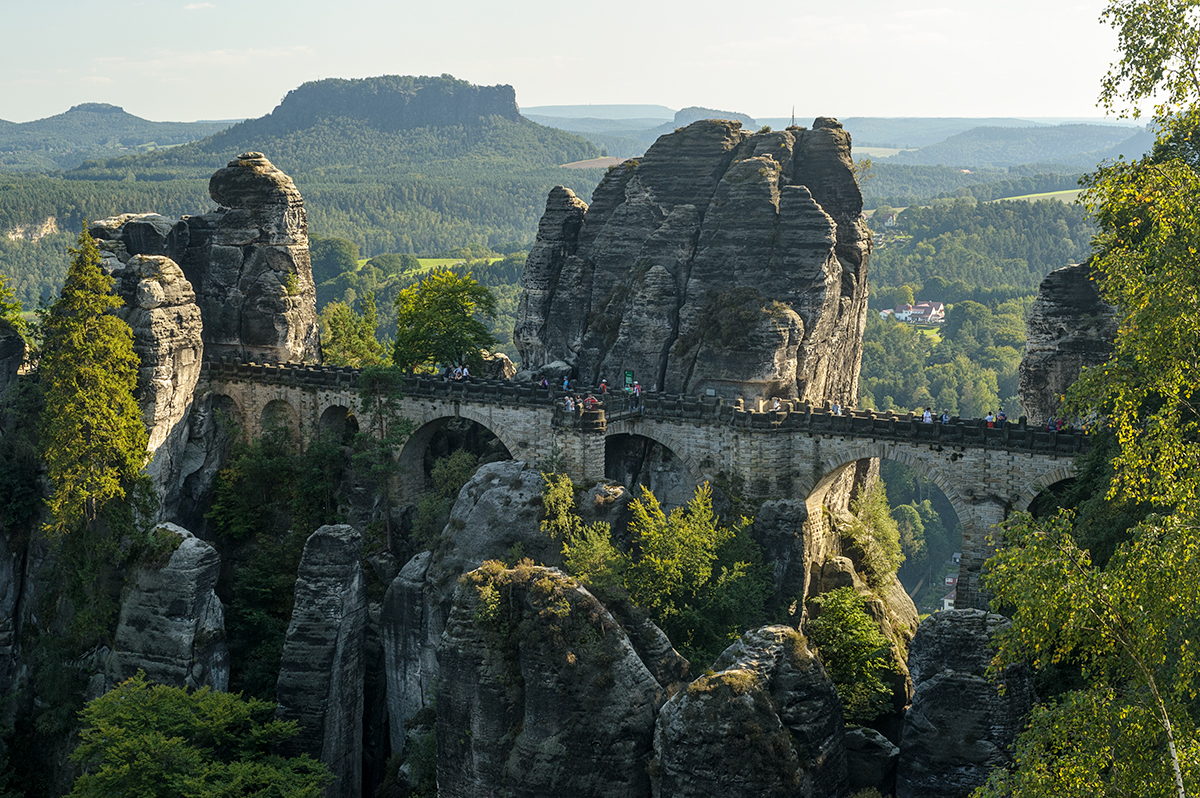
[381,461,638,754]
[515,118,871,404]
[897,609,1034,798]
[654,625,848,798]
[106,523,228,692]
[276,524,366,798]
[183,152,320,363]
[438,562,664,798]
[1019,262,1117,425]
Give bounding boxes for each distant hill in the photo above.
[534,105,760,157]
[0,75,607,306]
[521,104,675,120]
[0,103,233,172]
[886,124,1149,168]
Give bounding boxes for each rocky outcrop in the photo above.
[1019,262,1117,425]
[845,726,899,795]
[182,152,320,363]
[94,242,205,513]
[276,524,366,798]
[383,462,609,750]
[438,562,664,798]
[515,118,871,405]
[751,499,811,614]
[106,523,228,691]
[896,609,1035,798]
[654,625,848,798]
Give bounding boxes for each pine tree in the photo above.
[39,227,147,533]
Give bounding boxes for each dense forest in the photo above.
[862,162,1083,209]
[887,123,1150,168]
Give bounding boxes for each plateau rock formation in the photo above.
[106,523,228,692]
[515,118,871,404]
[438,562,665,798]
[653,625,848,798]
[1019,262,1117,425]
[896,609,1034,798]
[276,524,366,798]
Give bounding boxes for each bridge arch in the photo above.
[396,407,519,502]
[260,398,299,440]
[604,421,704,508]
[1013,464,1078,513]
[318,403,359,442]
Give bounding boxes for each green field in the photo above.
[993,188,1083,203]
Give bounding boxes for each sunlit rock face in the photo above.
[515,118,871,405]
[1019,261,1117,425]
[183,152,320,364]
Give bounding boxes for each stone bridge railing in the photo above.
[201,358,1090,456]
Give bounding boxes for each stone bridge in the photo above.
[199,359,1086,609]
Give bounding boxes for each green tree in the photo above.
[806,587,897,725]
[0,272,26,341]
[319,291,389,367]
[353,366,415,548]
[892,284,915,307]
[366,252,420,277]
[309,234,360,284]
[69,672,332,798]
[624,483,769,665]
[974,4,1200,796]
[392,269,497,372]
[39,228,147,533]
[541,473,627,590]
[843,479,903,590]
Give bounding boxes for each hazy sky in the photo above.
[2,0,1122,123]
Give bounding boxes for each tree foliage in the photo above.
[392,269,497,371]
[69,671,332,798]
[319,291,389,367]
[806,587,897,725]
[38,228,147,533]
[842,479,903,590]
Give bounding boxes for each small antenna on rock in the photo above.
[791,106,795,127]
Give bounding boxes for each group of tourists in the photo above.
[444,364,472,382]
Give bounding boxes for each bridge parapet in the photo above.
[201,359,1089,456]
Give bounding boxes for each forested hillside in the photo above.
[0,103,232,172]
[887,123,1148,167]
[0,75,606,306]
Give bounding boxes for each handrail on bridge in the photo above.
[200,358,1087,456]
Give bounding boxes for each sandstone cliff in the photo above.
[515,118,871,404]
[896,609,1034,798]
[438,562,665,798]
[1019,262,1117,425]
[106,523,228,692]
[0,319,23,407]
[654,625,848,798]
[276,524,367,798]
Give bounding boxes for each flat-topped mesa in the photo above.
[183,152,320,363]
[515,117,871,405]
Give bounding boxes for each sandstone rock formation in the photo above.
[845,726,899,795]
[94,241,205,512]
[896,609,1034,798]
[183,152,320,363]
[515,118,871,404]
[1019,262,1117,425]
[106,523,228,691]
[750,499,812,615]
[276,524,366,798]
[654,625,848,798]
[381,461,638,753]
[438,562,665,798]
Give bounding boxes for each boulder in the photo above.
[896,609,1035,798]
[106,523,228,692]
[437,562,664,798]
[479,350,517,380]
[653,626,848,798]
[1019,262,1117,425]
[514,118,870,406]
[276,524,367,798]
[845,726,899,794]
